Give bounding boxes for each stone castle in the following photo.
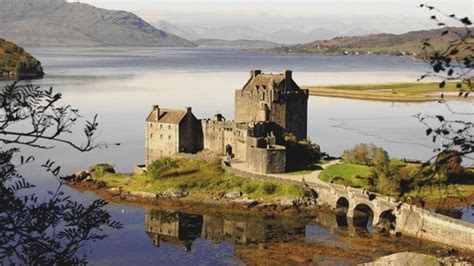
[145,70,309,174]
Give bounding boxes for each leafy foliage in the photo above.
[0,82,121,264]
[89,163,116,178]
[412,6,473,206]
[342,143,390,171]
[0,38,44,79]
[284,134,321,170]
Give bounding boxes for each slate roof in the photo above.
[242,73,300,91]
[146,108,187,124]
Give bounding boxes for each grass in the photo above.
[319,163,373,189]
[95,158,312,202]
[319,160,474,205]
[406,184,474,202]
[284,159,329,176]
[305,82,466,102]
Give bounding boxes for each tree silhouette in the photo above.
[0,82,122,264]
[408,5,473,207]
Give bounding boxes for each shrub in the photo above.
[435,150,463,181]
[342,143,390,170]
[371,146,390,171]
[376,174,400,196]
[283,184,308,198]
[89,163,115,178]
[148,158,179,179]
[243,182,258,194]
[284,134,321,170]
[260,181,277,195]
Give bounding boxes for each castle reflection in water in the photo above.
[144,208,308,252]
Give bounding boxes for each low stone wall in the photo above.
[222,161,300,185]
[396,203,474,252]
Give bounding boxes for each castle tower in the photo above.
[257,102,269,122]
[234,70,309,140]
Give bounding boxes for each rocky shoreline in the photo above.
[66,171,321,216]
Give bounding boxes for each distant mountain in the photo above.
[260,28,471,57]
[0,0,195,47]
[153,21,343,44]
[155,20,201,40]
[0,38,43,79]
[193,39,282,48]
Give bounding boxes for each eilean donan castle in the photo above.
[145,70,309,174]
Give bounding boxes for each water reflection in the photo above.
[145,211,203,251]
[144,209,307,252]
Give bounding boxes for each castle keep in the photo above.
[145,70,309,174]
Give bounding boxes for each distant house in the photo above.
[145,106,202,165]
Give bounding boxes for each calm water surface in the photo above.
[1,47,472,264]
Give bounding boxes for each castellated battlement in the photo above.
[145,70,308,174]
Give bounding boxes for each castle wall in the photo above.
[146,122,179,166]
[246,138,286,174]
[201,120,248,161]
[236,88,308,140]
[284,90,309,140]
[179,113,203,153]
[235,90,264,123]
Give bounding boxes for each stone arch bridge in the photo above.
[312,181,474,252]
[223,162,474,252]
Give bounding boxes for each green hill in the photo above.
[261,28,472,58]
[0,38,44,79]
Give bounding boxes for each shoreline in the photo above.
[304,82,472,103]
[66,176,474,260]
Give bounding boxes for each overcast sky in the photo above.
[71,0,473,33]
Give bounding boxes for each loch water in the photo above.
[1,47,472,264]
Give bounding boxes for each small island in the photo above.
[67,70,474,254]
[0,38,44,79]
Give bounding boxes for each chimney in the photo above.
[186,107,192,113]
[214,113,224,121]
[251,69,262,78]
[152,105,160,121]
[285,70,292,90]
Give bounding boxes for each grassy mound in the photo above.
[319,163,373,188]
[95,158,312,202]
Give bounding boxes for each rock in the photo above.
[129,191,158,200]
[361,252,471,266]
[232,198,259,208]
[163,189,188,198]
[73,171,90,181]
[255,203,277,211]
[96,181,106,189]
[279,198,295,207]
[224,191,242,199]
[106,187,121,196]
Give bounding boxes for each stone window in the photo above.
[150,133,153,138]
[160,124,163,129]
[168,135,171,140]
[168,125,171,130]
[150,123,153,128]
[160,135,163,139]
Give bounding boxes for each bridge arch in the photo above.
[335,197,350,228]
[376,209,397,234]
[352,203,374,235]
[335,197,349,213]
